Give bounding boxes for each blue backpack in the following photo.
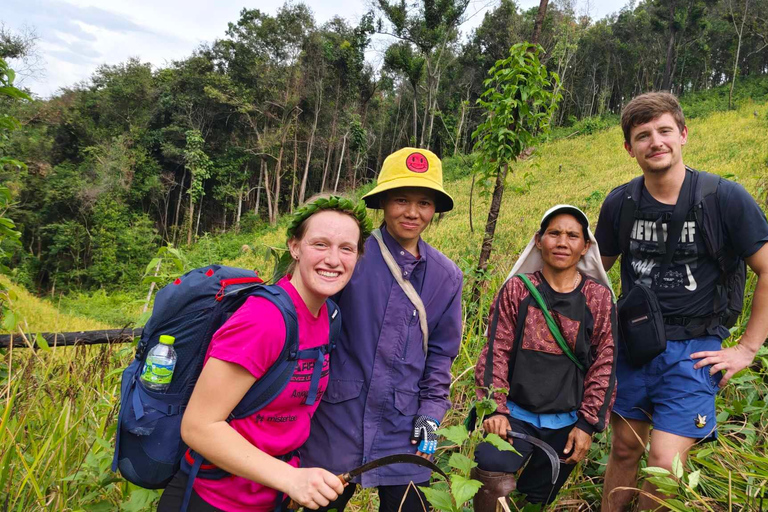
[112,265,340,497]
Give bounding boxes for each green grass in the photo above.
[2,103,767,510]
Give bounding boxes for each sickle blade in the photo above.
[344,453,448,481]
[507,430,560,484]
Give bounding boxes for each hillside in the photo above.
[4,103,767,511]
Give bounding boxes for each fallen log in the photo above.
[0,328,143,349]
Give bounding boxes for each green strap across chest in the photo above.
[516,273,586,372]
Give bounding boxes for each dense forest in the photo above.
[2,0,768,294]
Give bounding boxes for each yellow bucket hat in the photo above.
[362,147,454,212]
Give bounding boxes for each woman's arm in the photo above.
[180,358,344,509]
[474,279,521,416]
[577,284,617,434]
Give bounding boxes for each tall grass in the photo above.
[2,103,767,510]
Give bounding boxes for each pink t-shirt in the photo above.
[193,277,330,511]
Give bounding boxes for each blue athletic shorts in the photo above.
[613,336,723,442]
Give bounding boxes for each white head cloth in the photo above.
[503,204,614,298]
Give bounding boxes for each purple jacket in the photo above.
[300,226,463,487]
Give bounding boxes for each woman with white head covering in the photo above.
[472,205,618,510]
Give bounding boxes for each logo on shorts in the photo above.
[695,414,707,428]
[405,152,429,173]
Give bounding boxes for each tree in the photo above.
[531,0,550,44]
[183,129,212,245]
[470,43,561,301]
[376,0,470,149]
[0,58,29,327]
[0,58,26,265]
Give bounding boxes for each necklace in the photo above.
[572,271,581,290]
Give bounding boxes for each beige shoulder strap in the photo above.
[371,229,429,354]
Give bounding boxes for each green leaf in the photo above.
[485,433,516,453]
[641,467,672,476]
[646,476,678,495]
[474,397,497,419]
[448,452,477,475]
[144,258,162,275]
[420,485,455,512]
[688,470,700,490]
[84,501,114,512]
[436,425,469,445]
[450,474,483,505]
[35,334,50,351]
[0,86,31,100]
[671,453,684,479]
[2,311,17,331]
[120,489,159,512]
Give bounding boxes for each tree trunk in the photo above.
[173,167,187,246]
[0,329,143,349]
[531,0,550,45]
[454,90,469,155]
[186,195,194,245]
[255,159,263,215]
[264,159,274,224]
[412,94,418,146]
[729,0,749,109]
[376,114,386,175]
[272,128,289,225]
[321,145,331,193]
[291,119,298,212]
[195,194,203,238]
[334,132,348,194]
[236,186,243,231]
[425,67,443,150]
[299,81,322,204]
[420,80,430,148]
[662,0,677,91]
[322,80,342,193]
[472,163,509,302]
[390,91,402,154]
[142,260,162,314]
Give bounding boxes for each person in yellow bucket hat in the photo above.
[301,148,463,512]
[362,147,454,213]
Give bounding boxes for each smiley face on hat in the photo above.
[362,147,454,212]
[405,152,429,173]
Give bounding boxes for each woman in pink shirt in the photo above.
[157,197,371,512]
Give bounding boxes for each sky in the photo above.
[3,0,626,98]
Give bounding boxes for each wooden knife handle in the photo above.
[286,473,350,510]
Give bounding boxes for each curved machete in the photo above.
[287,453,447,509]
[507,430,560,484]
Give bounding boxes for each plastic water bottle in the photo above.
[140,335,177,392]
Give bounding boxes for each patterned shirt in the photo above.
[475,271,617,434]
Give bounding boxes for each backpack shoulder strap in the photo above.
[325,298,341,351]
[696,170,721,203]
[619,177,644,256]
[516,274,586,372]
[228,284,300,420]
[692,170,724,262]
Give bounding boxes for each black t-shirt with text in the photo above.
[595,173,768,340]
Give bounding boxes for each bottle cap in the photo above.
[158,335,175,345]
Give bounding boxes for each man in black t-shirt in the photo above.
[595,92,768,512]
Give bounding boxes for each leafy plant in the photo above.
[470,42,561,301]
[421,388,516,511]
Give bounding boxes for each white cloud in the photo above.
[3,0,623,98]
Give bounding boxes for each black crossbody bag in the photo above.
[617,172,692,367]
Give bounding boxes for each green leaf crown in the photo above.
[286,195,373,241]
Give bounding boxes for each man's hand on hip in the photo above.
[691,341,759,387]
